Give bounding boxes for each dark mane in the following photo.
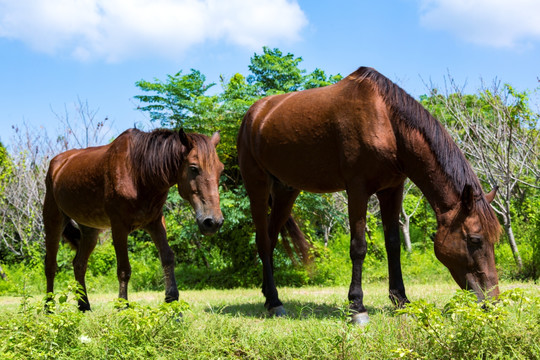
[351,67,500,242]
[128,128,183,187]
[186,133,220,170]
[127,128,219,187]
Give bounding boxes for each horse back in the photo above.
[239,78,401,193]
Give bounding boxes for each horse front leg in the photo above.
[111,225,131,306]
[377,184,409,307]
[346,187,370,325]
[145,216,179,303]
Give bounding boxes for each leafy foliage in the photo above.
[247,46,306,94]
[135,69,218,130]
[0,285,538,359]
[397,289,540,359]
[132,47,345,283]
[0,284,85,359]
[421,81,540,274]
[0,47,539,296]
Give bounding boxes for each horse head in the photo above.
[177,129,224,235]
[434,185,500,300]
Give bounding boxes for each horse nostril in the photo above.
[203,218,222,229]
[199,217,223,234]
[203,218,215,229]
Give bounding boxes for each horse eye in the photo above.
[467,234,483,245]
[189,166,200,175]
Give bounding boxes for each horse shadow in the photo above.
[203,300,398,321]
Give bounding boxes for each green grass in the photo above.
[1,281,539,359]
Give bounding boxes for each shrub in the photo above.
[396,288,540,359]
[0,284,84,359]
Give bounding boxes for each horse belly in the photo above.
[54,179,111,229]
[259,138,346,193]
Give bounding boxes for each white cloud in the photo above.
[0,0,307,62]
[419,0,540,48]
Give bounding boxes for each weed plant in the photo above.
[0,283,538,359]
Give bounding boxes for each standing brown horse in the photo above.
[237,67,500,324]
[44,128,224,311]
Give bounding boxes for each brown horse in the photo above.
[237,67,500,324]
[43,128,224,311]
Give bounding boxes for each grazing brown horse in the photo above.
[44,128,224,311]
[237,67,500,324]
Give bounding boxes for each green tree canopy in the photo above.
[135,69,218,130]
[133,48,345,276]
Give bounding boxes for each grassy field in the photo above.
[1,280,539,359]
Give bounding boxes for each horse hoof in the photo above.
[174,312,183,323]
[268,305,287,317]
[351,312,370,325]
[78,304,91,312]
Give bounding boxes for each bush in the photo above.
[87,241,116,277]
[0,284,85,359]
[396,288,540,359]
[0,285,189,360]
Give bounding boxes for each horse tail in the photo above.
[62,220,81,250]
[281,216,313,265]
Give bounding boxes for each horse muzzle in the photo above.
[197,215,224,235]
[465,272,500,301]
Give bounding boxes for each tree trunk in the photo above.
[0,264,7,280]
[193,239,210,269]
[400,216,412,253]
[323,226,330,247]
[504,222,523,270]
[400,207,413,253]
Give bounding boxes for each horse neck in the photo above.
[141,173,177,193]
[399,132,461,217]
[130,150,182,192]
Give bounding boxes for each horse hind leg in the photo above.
[266,182,302,316]
[72,224,100,311]
[43,190,66,310]
[239,152,281,315]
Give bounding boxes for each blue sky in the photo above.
[1,0,539,149]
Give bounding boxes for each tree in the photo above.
[135,69,218,131]
[247,47,342,95]
[247,47,305,95]
[422,81,540,270]
[0,102,110,262]
[399,181,423,253]
[0,124,52,260]
[0,142,12,279]
[216,73,259,187]
[52,97,113,150]
[134,48,344,271]
[303,68,343,90]
[293,192,348,247]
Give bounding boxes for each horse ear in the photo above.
[461,184,475,213]
[179,128,193,151]
[210,131,220,147]
[485,185,498,204]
